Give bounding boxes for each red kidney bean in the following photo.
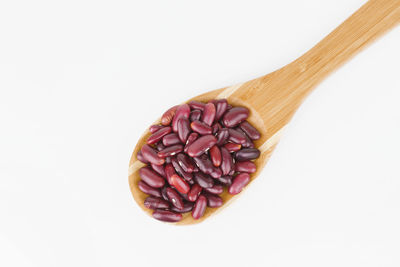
[220,147,233,176]
[147,126,172,145]
[202,103,216,126]
[152,209,182,222]
[161,105,178,126]
[188,101,205,111]
[176,153,195,173]
[190,120,212,135]
[162,133,181,146]
[188,184,202,202]
[161,186,169,201]
[137,150,149,164]
[172,104,190,132]
[194,172,214,188]
[193,155,214,175]
[209,145,222,167]
[144,196,169,210]
[190,110,202,122]
[224,142,241,152]
[222,107,249,128]
[178,191,190,201]
[217,175,232,186]
[187,135,217,157]
[204,184,223,195]
[228,128,247,144]
[239,121,260,140]
[228,173,250,195]
[164,164,176,184]
[192,195,207,219]
[177,117,191,143]
[184,132,199,153]
[214,99,228,121]
[149,125,164,133]
[204,193,223,208]
[158,144,183,158]
[171,157,193,182]
[210,167,222,179]
[216,128,229,146]
[138,180,162,198]
[236,128,254,148]
[170,174,190,194]
[141,144,165,165]
[139,167,165,188]
[166,187,184,210]
[171,201,193,213]
[151,163,166,177]
[235,148,260,161]
[235,161,256,173]
[156,142,165,151]
[212,123,221,134]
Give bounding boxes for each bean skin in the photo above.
[137,150,149,164]
[164,163,176,185]
[228,173,250,195]
[138,180,162,198]
[202,103,216,126]
[190,110,202,122]
[156,142,165,151]
[187,135,217,157]
[236,128,254,148]
[204,193,223,208]
[235,148,260,161]
[193,155,214,175]
[239,121,260,140]
[176,153,195,173]
[139,167,165,188]
[220,147,233,176]
[151,163,166,177]
[210,167,222,179]
[172,104,190,132]
[184,132,199,153]
[228,128,247,144]
[162,133,181,146]
[161,105,178,126]
[147,126,172,145]
[191,120,212,135]
[216,128,229,146]
[188,101,205,111]
[212,123,222,134]
[188,184,202,202]
[214,99,228,121]
[235,161,256,173]
[166,187,184,210]
[158,144,183,158]
[224,142,241,152]
[177,117,191,143]
[192,195,207,219]
[170,174,190,194]
[204,184,223,195]
[171,157,193,182]
[209,145,222,167]
[193,172,214,188]
[144,196,169,210]
[161,186,169,201]
[222,107,249,128]
[171,202,194,213]
[152,209,182,222]
[149,125,164,133]
[141,144,165,165]
[217,175,232,186]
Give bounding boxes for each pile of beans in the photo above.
[137,99,261,222]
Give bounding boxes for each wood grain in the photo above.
[129,0,400,225]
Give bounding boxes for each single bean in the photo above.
[158,144,183,158]
[217,175,232,186]
[215,99,228,121]
[193,172,214,188]
[190,110,202,122]
[144,196,169,210]
[192,195,207,219]
[202,103,216,126]
[222,107,249,127]
[184,132,199,153]
[151,163,166,177]
[171,157,193,182]
[216,128,229,146]
[236,128,254,148]
[190,120,212,135]
[188,184,202,202]
[147,126,172,145]
[172,104,190,132]
[177,117,191,143]
[235,161,256,173]
[152,209,182,222]
[166,187,184,210]
[220,147,233,176]
[164,164,176,185]
[141,144,165,165]
[239,121,260,140]
[235,148,260,161]
[188,101,205,111]
[224,142,241,152]
[162,133,181,146]
[210,167,222,179]
[228,128,247,144]
[161,105,178,126]
[138,180,162,198]
[149,125,164,134]
[205,193,223,208]
[137,150,149,164]
[209,145,222,167]
[204,184,223,195]
[186,135,217,157]
[171,201,194,213]
[193,155,214,175]
[139,167,165,188]
[228,173,250,195]
[170,174,190,194]
[176,153,195,173]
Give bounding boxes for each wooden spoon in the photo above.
[129,0,400,225]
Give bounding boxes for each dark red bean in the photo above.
[171,201,194,213]
[190,110,202,122]
[188,184,202,202]
[190,120,212,135]
[139,167,165,188]
[184,132,199,153]
[228,173,250,195]
[235,161,256,173]
[187,135,217,157]
[176,153,195,173]
[164,164,176,185]
[220,147,233,176]
[235,148,260,161]
[172,104,190,132]
[202,103,216,126]
[141,144,165,165]
[188,101,205,111]
[161,186,169,201]
[192,195,207,219]
[161,105,178,126]
[170,174,190,194]
[193,155,214,175]
[162,133,181,146]
[236,128,254,148]
[171,157,193,182]
[212,123,222,134]
[144,196,169,210]
[204,184,223,195]
[205,193,223,208]
[210,167,222,179]
[193,172,214,188]
[222,107,249,128]
[149,125,164,134]
[152,209,182,222]
[158,145,183,158]
[137,150,149,164]
[224,142,241,152]
[151,163,166,177]
[209,146,222,167]
[228,128,247,144]
[178,192,190,201]
[166,187,184,210]
[216,128,229,146]
[156,142,165,151]
[217,175,232,186]
[147,126,172,145]
[177,117,191,143]
[239,121,260,140]
[138,180,162,198]
[215,99,228,121]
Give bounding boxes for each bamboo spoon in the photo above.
[129,0,400,225]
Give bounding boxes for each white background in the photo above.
[0,0,399,266]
